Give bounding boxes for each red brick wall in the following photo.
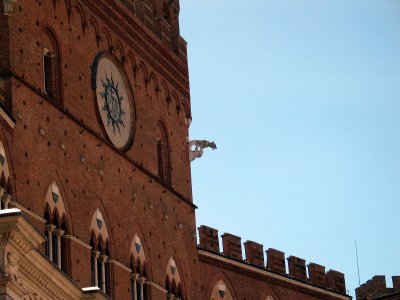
[0,1,350,299]
[4,0,197,299]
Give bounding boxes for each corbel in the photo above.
[3,0,17,16]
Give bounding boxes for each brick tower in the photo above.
[0,1,351,299]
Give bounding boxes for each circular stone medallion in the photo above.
[92,52,134,151]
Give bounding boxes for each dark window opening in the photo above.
[44,51,56,98]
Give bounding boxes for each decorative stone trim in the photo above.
[10,201,46,224]
[19,262,67,300]
[0,209,94,299]
[147,280,168,294]
[0,102,15,129]
[64,234,92,250]
[108,258,131,273]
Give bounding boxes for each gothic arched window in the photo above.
[43,29,62,104]
[211,280,234,300]
[130,234,149,300]
[43,181,69,273]
[165,257,183,299]
[90,209,111,297]
[157,121,170,183]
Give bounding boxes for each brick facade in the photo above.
[0,1,350,299]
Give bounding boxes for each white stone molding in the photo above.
[46,224,56,261]
[0,97,15,129]
[55,229,64,268]
[99,254,108,293]
[139,276,146,300]
[146,280,168,294]
[64,234,92,250]
[108,258,131,273]
[10,201,47,224]
[91,250,100,287]
[131,272,139,300]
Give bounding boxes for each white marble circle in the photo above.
[93,53,134,151]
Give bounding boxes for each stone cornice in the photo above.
[18,249,83,299]
[0,210,78,299]
[0,209,88,299]
[10,201,46,224]
[0,209,44,252]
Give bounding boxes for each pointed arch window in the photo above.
[43,181,69,273]
[130,234,149,300]
[90,209,111,296]
[43,29,61,104]
[211,280,233,300]
[165,257,183,300]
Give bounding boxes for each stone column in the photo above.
[46,224,56,261]
[92,250,100,287]
[139,276,146,300]
[55,229,64,268]
[131,273,139,300]
[168,293,175,300]
[99,254,108,293]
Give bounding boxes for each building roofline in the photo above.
[198,248,352,300]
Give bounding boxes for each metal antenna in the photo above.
[355,239,361,286]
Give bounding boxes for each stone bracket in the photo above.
[3,0,17,16]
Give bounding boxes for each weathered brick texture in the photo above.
[0,1,350,299]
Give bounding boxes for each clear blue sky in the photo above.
[180,0,400,297]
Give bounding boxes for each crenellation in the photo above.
[308,263,327,288]
[134,0,155,31]
[244,240,264,267]
[327,270,346,294]
[117,0,187,60]
[355,284,367,299]
[175,36,187,61]
[393,276,400,291]
[221,233,242,260]
[288,256,307,281]
[356,275,400,299]
[198,225,219,253]
[266,248,286,274]
[198,226,347,295]
[123,0,136,13]
[371,275,387,291]
[154,17,172,48]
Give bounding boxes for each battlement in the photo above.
[119,0,187,61]
[198,225,347,295]
[356,275,400,299]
